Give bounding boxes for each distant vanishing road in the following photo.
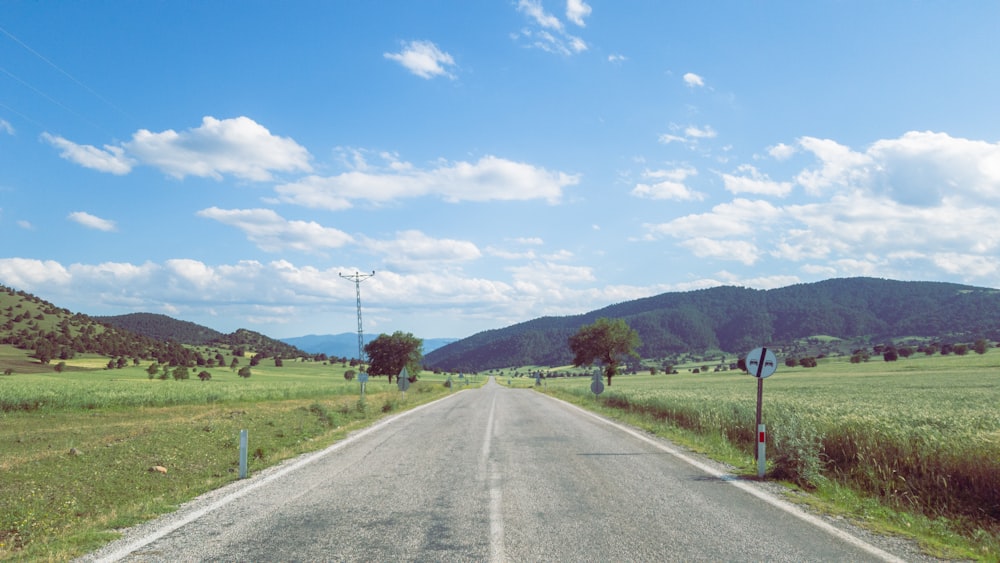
[82,378,920,562]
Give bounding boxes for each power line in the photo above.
[339,271,374,364]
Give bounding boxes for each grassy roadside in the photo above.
[538,371,1000,562]
[0,381,457,561]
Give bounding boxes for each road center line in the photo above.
[479,391,505,563]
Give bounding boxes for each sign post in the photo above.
[745,347,777,478]
[397,366,410,396]
[358,371,369,398]
[590,368,604,397]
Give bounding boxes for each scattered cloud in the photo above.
[607,53,626,64]
[767,142,796,160]
[685,125,717,139]
[275,153,578,210]
[196,207,353,254]
[384,40,457,79]
[42,133,134,175]
[631,166,705,201]
[566,0,592,26]
[44,116,312,181]
[126,116,312,181]
[513,0,588,55]
[721,164,793,197]
[659,123,718,146]
[683,72,705,88]
[67,211,116,231]
[16,220,33,230]
[0,119,14,135]
[363,230,481,271]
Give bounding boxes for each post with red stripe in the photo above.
[745,347,777,479]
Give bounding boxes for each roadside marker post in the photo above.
[239,429,248,479]
[746,346,777,479]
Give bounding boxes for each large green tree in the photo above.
[568,317,641,386]
[364,331,423,383]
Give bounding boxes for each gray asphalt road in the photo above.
[82,378,918,562]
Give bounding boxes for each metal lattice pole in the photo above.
[339,271,374,363]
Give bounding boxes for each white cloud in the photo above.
[1,119,14,135]
[68,211,116,232]
[679,237,760,265]
[768,143,796,160]
[794,131,1000,206]
[196,207,354,253]
[126,116,312,181]
[384,40,457,79]
[683,72,705,88]
[17,220,33,230]
[646,198,782,240]
[43,116,312,181]
[566,0,592,26]
[42,133,134,175]
[514,0,588,55]
[607,53,626,64]
[721,164,793,196]
[685,125,717,139]
[519,0,563,29]
[794,136,874,195]
[364,230,481,271]
[631,166,705,201]
[276,154,578,210]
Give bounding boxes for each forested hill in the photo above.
[95,313,224,344]
[98,313,308,359]
[424,277,1000,372]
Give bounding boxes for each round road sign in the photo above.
[746,347,777,378]
[591,379,605,395]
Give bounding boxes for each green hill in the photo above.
[424,277,1000,372]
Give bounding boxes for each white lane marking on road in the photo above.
[546,394,907,563]
[87,391,466,563]
[480,392,505,563]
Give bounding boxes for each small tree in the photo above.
[568,318,641,386]
[172,366,190,380]
[364,331,423,384]
[344,369,356,381]
[238,366,252,378]
[197,371,212,381]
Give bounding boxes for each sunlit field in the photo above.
[0,353,465,560]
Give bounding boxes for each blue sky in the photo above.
[2,1,999,340]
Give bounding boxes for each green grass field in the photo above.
[0,348,469,561]
[538,351,1000,560]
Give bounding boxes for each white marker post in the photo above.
[239,429,248,479]
[757,424,766,478]
[746,347,777,479]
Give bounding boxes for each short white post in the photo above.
[757,424,766,478]
[239,429,248,479]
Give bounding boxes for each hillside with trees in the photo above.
[95,313,224,344]
[0,286,309,372]
[98,314,308,360]
[424,278,1000,372]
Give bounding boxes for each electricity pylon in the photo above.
[339,271,374,364]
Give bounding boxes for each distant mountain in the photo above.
[424,278,1000,372]
[281,333,458,359]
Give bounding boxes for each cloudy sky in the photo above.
[2,1,999,340]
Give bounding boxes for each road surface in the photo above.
[82,378,919,562]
